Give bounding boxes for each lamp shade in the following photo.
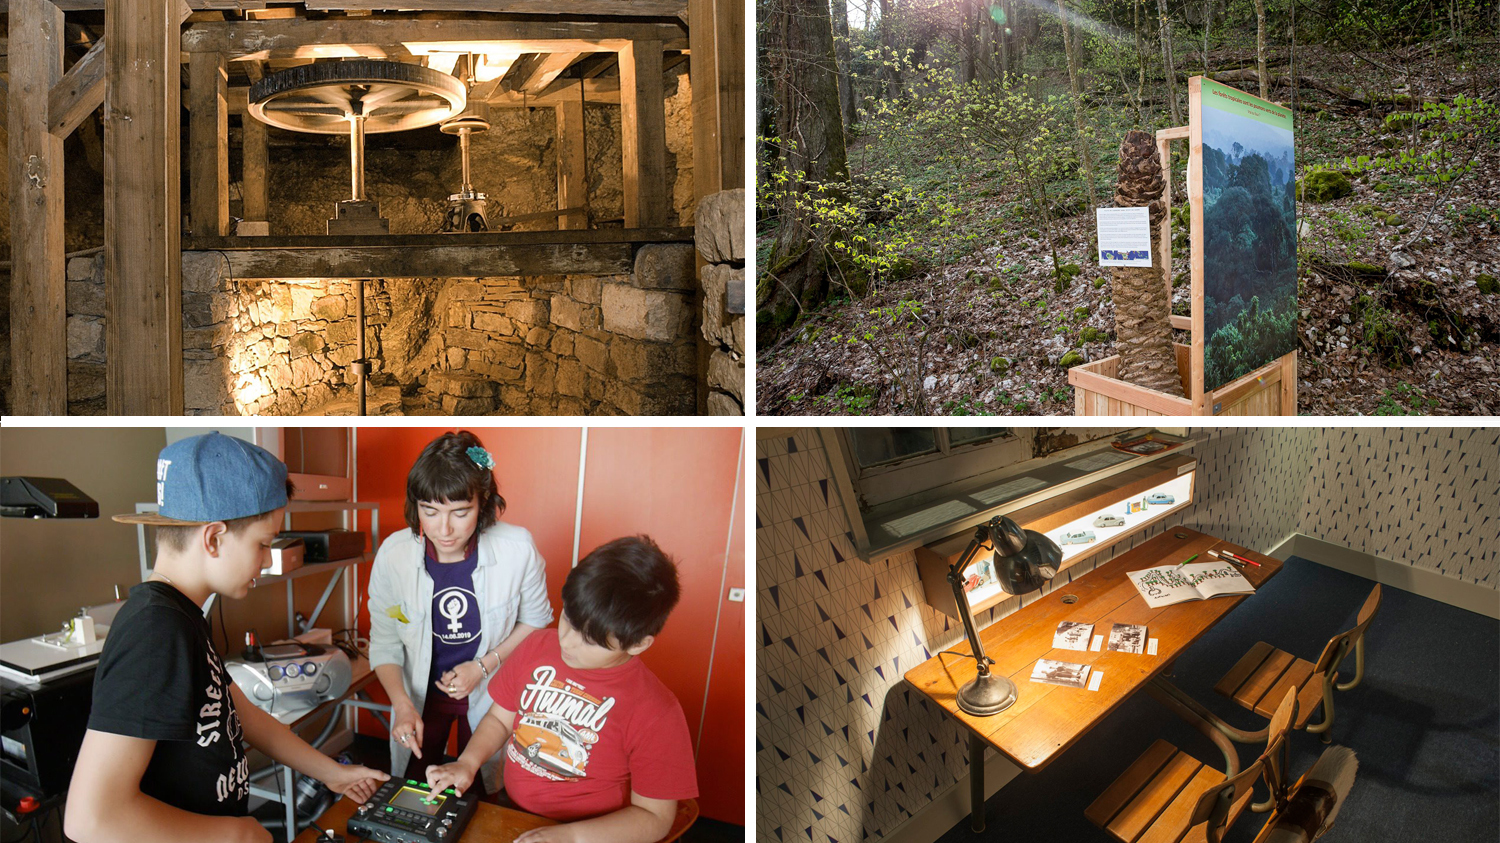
[991,516,1062,595]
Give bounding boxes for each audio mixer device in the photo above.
[346,778,479,842]
[226,641,352,716]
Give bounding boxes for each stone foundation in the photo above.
[696,188,746,415]
[48,244,699,416]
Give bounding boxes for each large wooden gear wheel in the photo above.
[248,60,466,134]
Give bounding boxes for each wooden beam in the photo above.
[13,1,688,12]
[182,17,686,59]
[179,228,697,278]
[498,52,546,94]
[522,51,586,95]
[47,36,107,138]
[556,97,587,229]
[488,76,619,106]
[689,0,744,199]
[189,51,230,237]
[618,39,667,228]
[242,113,269,223]
[8,0,69,414]
[106,0,183,415]
[300,1,688,14]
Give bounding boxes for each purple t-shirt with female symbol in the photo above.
[425,534,483,687]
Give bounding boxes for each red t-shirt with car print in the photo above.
[488,629,698,821]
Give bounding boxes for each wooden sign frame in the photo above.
[1069,77,1296,416]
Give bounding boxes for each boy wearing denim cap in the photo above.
[65,433,388,843]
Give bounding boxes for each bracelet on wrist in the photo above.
[474,656,490,680]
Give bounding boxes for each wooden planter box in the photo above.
[1070,344,1295,416]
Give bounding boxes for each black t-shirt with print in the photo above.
[87,582,250,816]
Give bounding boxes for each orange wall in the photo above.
[352,427,744,825]
[578,428,745,823]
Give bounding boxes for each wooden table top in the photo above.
[903,527,1282,772]
[293,794,557,843]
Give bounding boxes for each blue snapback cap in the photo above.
[112,432,289,525]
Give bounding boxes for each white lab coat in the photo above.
[367,522,553,789]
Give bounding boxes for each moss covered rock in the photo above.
[1298,170,1354,203]
[1059,350,1085,369]
[1479,274,1498,295]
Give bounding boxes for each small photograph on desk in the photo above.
[1053,621,1095,651]
[1031,658,1092,689]
[1107,623,1148,654]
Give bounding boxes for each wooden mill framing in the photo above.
[6,0,745,415]
[1070,76,1297,416]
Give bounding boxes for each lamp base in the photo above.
[957,671,1018,716]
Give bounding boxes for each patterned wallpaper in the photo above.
[755,427,1495,843]
[1298,427,1499,586]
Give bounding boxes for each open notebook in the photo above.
[1128,560,1255,609]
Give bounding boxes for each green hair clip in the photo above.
[467,446,494,470]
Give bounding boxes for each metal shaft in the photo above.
[459,127,472,193]
[348,113,367,201]
[356,278,366,416]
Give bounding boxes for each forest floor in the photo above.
[757,42,1500,416]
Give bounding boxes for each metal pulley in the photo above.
[439,101,498,233]
[248,60,467,235]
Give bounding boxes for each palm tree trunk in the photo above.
[1111,130,1184,395]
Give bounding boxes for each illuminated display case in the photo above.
[916,453,1197,619]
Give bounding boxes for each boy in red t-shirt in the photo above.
[426,536,697,843]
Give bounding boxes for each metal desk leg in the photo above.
[969,732,985,832]
[284,764,296,839]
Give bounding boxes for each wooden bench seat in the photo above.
[1085,739,1254,843]
[1214,641,1325,729]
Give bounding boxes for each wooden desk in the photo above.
[294,795,557,843]
[903,527,1282,830]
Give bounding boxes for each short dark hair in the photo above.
[155,478,297,553]
[562,536,681,650]
[404,431,506,534]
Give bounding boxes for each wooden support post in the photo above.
[556,99,587,230]
[689,0,746,199]
[242,114,269,225]
[189,51,230,237]
[8,0,69,414]
[618,39,667,228]
[105,0,183,414]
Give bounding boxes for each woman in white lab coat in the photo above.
[367,431,552,792]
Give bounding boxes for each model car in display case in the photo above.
[1145,492,1175,506]
[1060,530,1097,546]
[1094,514,1126,528]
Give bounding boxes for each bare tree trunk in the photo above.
[999,0,1011,78]
[960,0,976,84]
[880,0,901,98]
[832,0,857,129]
[1111,130,1184,396]
[1135,0,1147,108]
[1059,3,1098,211]
[1203,0,1211,76]
[1156,0,1182,124]
[759,0,852,340]
[1254,0,1269,100]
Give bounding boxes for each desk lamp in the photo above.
[947,515,1063,715]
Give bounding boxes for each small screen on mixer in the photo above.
[389,787,446,815]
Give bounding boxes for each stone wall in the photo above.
[696,189,746,415]
[158,242,701,415]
